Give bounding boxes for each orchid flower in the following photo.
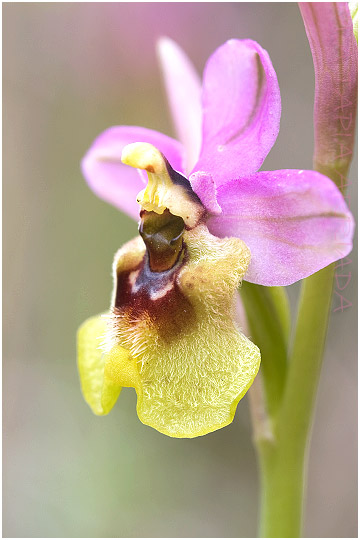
[78,38,354,438]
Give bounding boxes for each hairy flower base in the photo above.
[78,225,260,438]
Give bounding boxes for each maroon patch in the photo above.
[114,252,196,344]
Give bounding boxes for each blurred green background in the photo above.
[3,3,357,538]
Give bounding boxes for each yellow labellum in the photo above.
[78,225,260,437]
[77,315,122,415]
[78,143,260,437]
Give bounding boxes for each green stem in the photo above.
[256,265,334,537]
[241,283,290,418]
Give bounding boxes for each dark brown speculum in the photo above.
[139,209,185,272]
[114,214,195,343]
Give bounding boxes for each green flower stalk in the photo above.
[246,3,358,537]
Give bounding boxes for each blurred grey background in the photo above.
[3,3,357,538]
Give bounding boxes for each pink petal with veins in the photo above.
[194,39,281,186]
[208,169,354,286]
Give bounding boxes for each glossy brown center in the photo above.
[139,210,185,273]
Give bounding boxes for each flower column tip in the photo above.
[121,142,166,174]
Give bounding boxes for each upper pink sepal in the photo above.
[81,126,185,220]
[208,169,355,286]
[194,39,281,185]
[157,37,202,174]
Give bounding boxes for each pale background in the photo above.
[3,3,357,537]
